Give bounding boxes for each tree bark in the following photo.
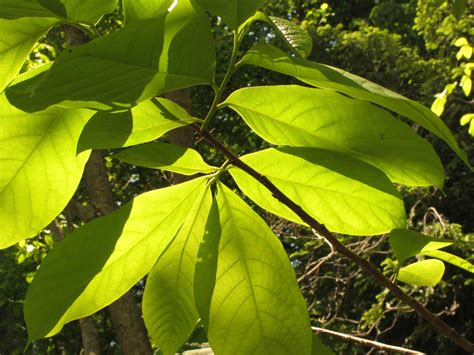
[165,89,195,184]
[84,151,153,355]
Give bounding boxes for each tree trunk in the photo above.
[63,25,153,354]
[165,90,195,184]
[84,151,153,355]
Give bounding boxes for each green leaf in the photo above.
[0,1,53,19]
[453,0,467,19]
[6,0,216,112]
[115,143,218,176]
[197,183,312,354]
[24,177,208,341]
[225,85,443,187]
[0,0,118,23]
[312,334,334,355]
[0,17,57,92]
[252,12,312,58]
[194,197,221,330]
[143,186,212,355]
[192,0,267,29]
[123,0,174,23]
[397,259,445,287]
[0,95,92,249]
[77,98,194,152]
[422,250,474,273]
[230,147,406,236]
[240,44,470,168]
[389,229,454,265]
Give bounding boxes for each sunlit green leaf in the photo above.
[77,98,194,152]
[6,0,216,112]
[230,147,406,236]
[115,143,218,176]
[389,229,454,265]
[197,183,312,354]
[397,259,445,287]
[24,177,208,341]
[241,44,470,168]
[0,17,57,92]
[422,250,474,273]
[0,95,92,249]
[225,85,443,187]
[123,0,173,23]
[193,0,267,29]
[143,186,212,355]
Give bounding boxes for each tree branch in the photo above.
[197,126,474,353]
[312,327,424,354]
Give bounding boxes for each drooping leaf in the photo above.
[240,44,470,167]
[397,259,445,287]
[225,85,444,187]
[0,17,57,92]
[230,147,406,236]
[0,95,92,249]
[251,12,312,58]
[197,183,312,354]
[192,0,267,29]
[6,0,216,112]
[422,250,474,273]
[116,143,218,176]
[0,0,118,24]
[143,186,212,355]
[24,177,208,341]
[194,197,221,330]
[389,229,454,265]
[123,0,174,23]
[77,98,194,152]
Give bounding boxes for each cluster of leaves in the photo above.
[0,0,473,354]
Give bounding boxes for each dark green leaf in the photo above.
[252,12,312,58]
[0,0,117,23]
[194,197,221,330]
[453,0,467,19]
[389,229,453,265]
[312,334,335,355]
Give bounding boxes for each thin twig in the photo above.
[312,327,425,354]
